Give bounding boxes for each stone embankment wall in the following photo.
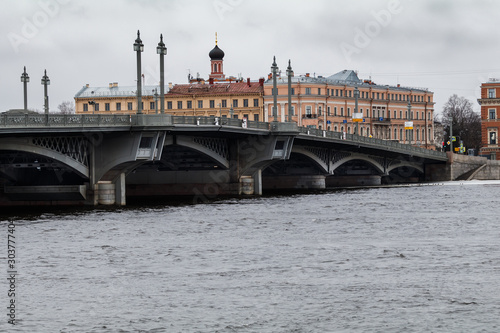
[450,153,500,181]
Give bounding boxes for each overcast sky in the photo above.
[2,0,500,116]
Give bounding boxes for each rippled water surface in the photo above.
[2,182,500,332]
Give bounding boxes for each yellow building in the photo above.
[264,70,435,148]
[74,82,162,114]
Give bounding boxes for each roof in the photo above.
[209,45,224,60]
[74,85,166,98]
[264,69,431,93]
[167,81,263,97]
[327,70,361,83]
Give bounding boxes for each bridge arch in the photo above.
[0,137,89,178]
[291,146,330,174]
[331,152,385,175]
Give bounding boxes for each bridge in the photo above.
[0,112,449,206]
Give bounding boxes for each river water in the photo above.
[1,181,500,332]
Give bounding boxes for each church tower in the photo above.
[209,33,225,80]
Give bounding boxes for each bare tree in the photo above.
[57,101,75,114]
[442,95,481,153]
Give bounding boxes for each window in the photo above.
[334,107,337,116]
[340,107,344,116]
[377,92,380,99]
[254,99,259,107]
[394,110,397,119]
[222,100,227,108]
[177,101,182,109]
[421,111,424,120]
[167,101,172,110]
[400,110,403,118]
[336,89,339,96]
[340,90,343,97]
[198,100,203,108]
[210,100,215,108]
[416,112,419,120]
[187,101,192,109]
[489,89,496,98]
[233,99,238,108]
[489,109,496,119]
[327,89,330,96]
[95,103,99,111]
[83,103,88,112]
[318,88,321,95]
[394,128,398,139]
[347,107,350,117]
[243,114,249,120]
[150,102,155,110]
[116,102,121,111]
[306,106,312,115]
[128,102,133,110]
[327,106,331,116]
[400,128,403,141]
[318,106,322,116]
[291,88,295,95]
[489,131,497,145]
[105,103,110,111]
[243,99,248,107]
[305,88,311,95]
[428,111,431,120]
[291,106,295,115]
[254,114,259,121]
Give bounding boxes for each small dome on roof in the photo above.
[209,45,224,60]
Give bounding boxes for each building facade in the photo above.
[74,83,162,114]
[478,79,500,159]
[263,70,435,147]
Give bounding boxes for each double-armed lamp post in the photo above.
[21,67,30,111]
[41,69,50,114]
[286,60,293,122]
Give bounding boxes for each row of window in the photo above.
[326,125,432,141]
[274,87,431,103]
[272,105,432,120]
[169,98,259,110]
[83,99,261,112]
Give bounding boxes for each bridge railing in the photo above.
[0,113,132,127]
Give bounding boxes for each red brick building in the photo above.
[478,80,500,159]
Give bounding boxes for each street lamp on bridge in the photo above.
[156,34,167,114]
[21,66,29,111]
[407,101,412,145]
[134,30,144,114]
[353,85,360,135]
[271,56,279,122]
[41,69,50,114]
[286,60,293,122]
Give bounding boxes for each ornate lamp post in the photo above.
[21,67,29,111]
[156,34,167,114]
[271,56,279,122]
[134,30,144,114]
[354,85,360,135]
[286,60,293,122]
[41,69,50,114]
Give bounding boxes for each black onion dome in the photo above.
[209,45,224,60]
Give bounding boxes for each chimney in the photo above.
[85,84,89,88]
[247,78,251,86]
[109,83,113,88]
[168,82,173,89]
[259,78,265,86]
[305,73,310,77]
[209,78,214,85]
[397,84,400,87]
[113,82,118,87]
